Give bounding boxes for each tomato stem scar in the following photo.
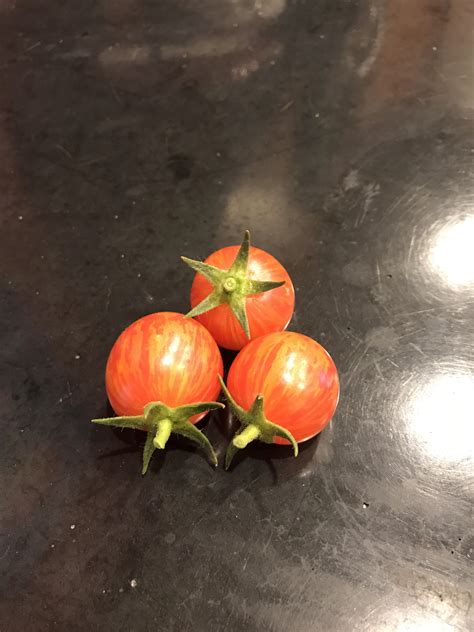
[223,277,237,292]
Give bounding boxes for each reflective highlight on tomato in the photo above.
[227,331,340,444]
[190,244,295,350]
[106,312,223,421]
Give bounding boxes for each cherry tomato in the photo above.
[187,236,295,350]
[93,312,224,473]
[106,312,223,419]
[225,331,339,453]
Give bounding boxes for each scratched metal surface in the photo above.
[1,1,473,631]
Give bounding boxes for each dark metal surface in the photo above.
[1,1,473,630]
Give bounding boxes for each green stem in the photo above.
[153,418,172,449]
[233,424,261,449]
[223,277,237,293]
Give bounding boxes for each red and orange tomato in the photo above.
[106,312,223,421]
[190,244,295,350]
[227,331,339,444]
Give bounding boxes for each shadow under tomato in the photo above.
[212,404,323,483]
[95,400,223,475]
[94,399,324,482]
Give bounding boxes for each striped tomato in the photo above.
[92,312,224,474]
[182,231,295,350]
[220,331,339,468]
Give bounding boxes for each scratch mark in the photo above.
[355,182,380,227]
[330,282,342,321]
[105,287,112,312]
[374,360,385,380]
[375,261,382,288]
[25,41,41,52]
[345,344,369,387]
[262,529,274,554]
[408,342,426,357]
[56,144,73,160]
[108,81,122,105]
[402,374,415,387]
[279,100,294,113]
[398,300,474,318]
[142,289,154,303]
[407,230,417,266]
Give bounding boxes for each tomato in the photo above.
[92,312,224,473]
[182,231,295,350]
[220,331,339,468]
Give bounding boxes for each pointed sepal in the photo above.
[92,397,223,474]
[182,231,286,340]
[142,432,156,475]
[219,377,298,468]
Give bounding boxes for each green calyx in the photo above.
[92,400,224,475]
[181,230,285,339]
[218,376,298,470]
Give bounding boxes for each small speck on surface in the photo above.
[130,579,138,588]
[137,273,142,278]
[18,215,23,220]
[70,524,76,530]
[119,587,124,593]
[120,254,125,258]
[363,503,369,509]
[114,214,118,219]
[75,354,80,360]
[432,46,438,51]
[315,113,320,118]
[50,544,55,549]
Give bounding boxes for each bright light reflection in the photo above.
[160,335,181,367]
[283,352,296,384]
[297,359,308,390]
[430,216,474,287]
[406,373,474,461]
[395,618,455,632]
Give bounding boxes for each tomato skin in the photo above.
[227,332,339,443]
[105,312,223,422]
[190,245,295,350]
